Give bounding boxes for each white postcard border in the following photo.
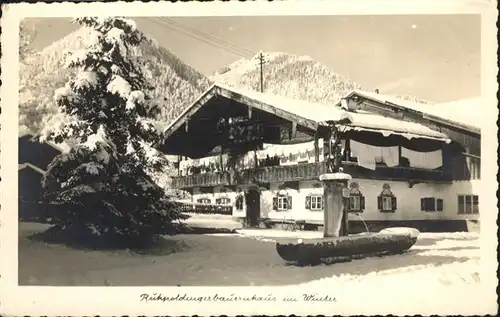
[1,1,498,316]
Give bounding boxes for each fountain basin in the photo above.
[276,227,420,265]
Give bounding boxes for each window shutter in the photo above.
[437,199,443,211]
[360,196,365,211]
[305,196,311,210]
[288,196,293,209]
[430,198,436,211]
[272,197,278,210]
[377,196,382,210]
[473,195,479,205]
[391,196,397,211]
[237,196,243,210]
[421,198,426,211]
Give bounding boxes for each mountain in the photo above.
[19,26,212,136]
[211,52,432,105]
[211,52,362,105]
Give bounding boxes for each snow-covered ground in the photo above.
[181,213,243,230]
[19,220,490,313]
[224,229,482,307]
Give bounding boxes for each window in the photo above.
[305,195,323,211]
[382,196,392,211]
[311,196,323,211]
[421,197,444,212]
[278,197,289,210]
[458,195,479,214]
[273,195,292,211]
[349,195,365,212]
[215,197,231,205]
[197,198,211,204]
[348,183,365,213]
[378,184,397,213]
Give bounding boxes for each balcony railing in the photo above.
[172,172,231,189]
[173,201,233,215]
[171,161,452,189]
[239,162,326,184]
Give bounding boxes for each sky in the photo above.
[25,15,481,102]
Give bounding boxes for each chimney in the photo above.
[375,89,380,94]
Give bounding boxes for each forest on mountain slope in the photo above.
[19,26,212,136]
[212,52,433,105]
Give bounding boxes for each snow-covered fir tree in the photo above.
[42,17,187,242]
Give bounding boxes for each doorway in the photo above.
[245,188,261,227]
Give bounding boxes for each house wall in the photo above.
[19,135,62,170]
[446,179,481,222]
[191,185,247,218]
[19,167,47,222]
[261,179,480,222]
[190,177,480,224]
[19,168,44,201]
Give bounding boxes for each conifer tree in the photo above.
[42,17,187,243]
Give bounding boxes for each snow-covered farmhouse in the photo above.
[157,84,481,233]
[18,132,63,221]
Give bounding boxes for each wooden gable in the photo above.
[157,85,320,158]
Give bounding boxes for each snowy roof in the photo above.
[344,90,481,133]
[205,84,446,139]
[430,97,484,130]
[18,163,46,175]
[215,83,348,124]
[159,83,451,155]
[343,110,449,140]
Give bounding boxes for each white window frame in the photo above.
[381,196,392,212]
[350,195,361,211]
[277,196,290,211]
[310,195,323,211]
[458,195,479,214]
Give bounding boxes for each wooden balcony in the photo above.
[171,161,452,189]
[239,162,326,184]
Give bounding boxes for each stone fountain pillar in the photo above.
[319,172,351,237]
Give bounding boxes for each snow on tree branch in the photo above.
[107,75,132,98]
[47,16,164,166]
